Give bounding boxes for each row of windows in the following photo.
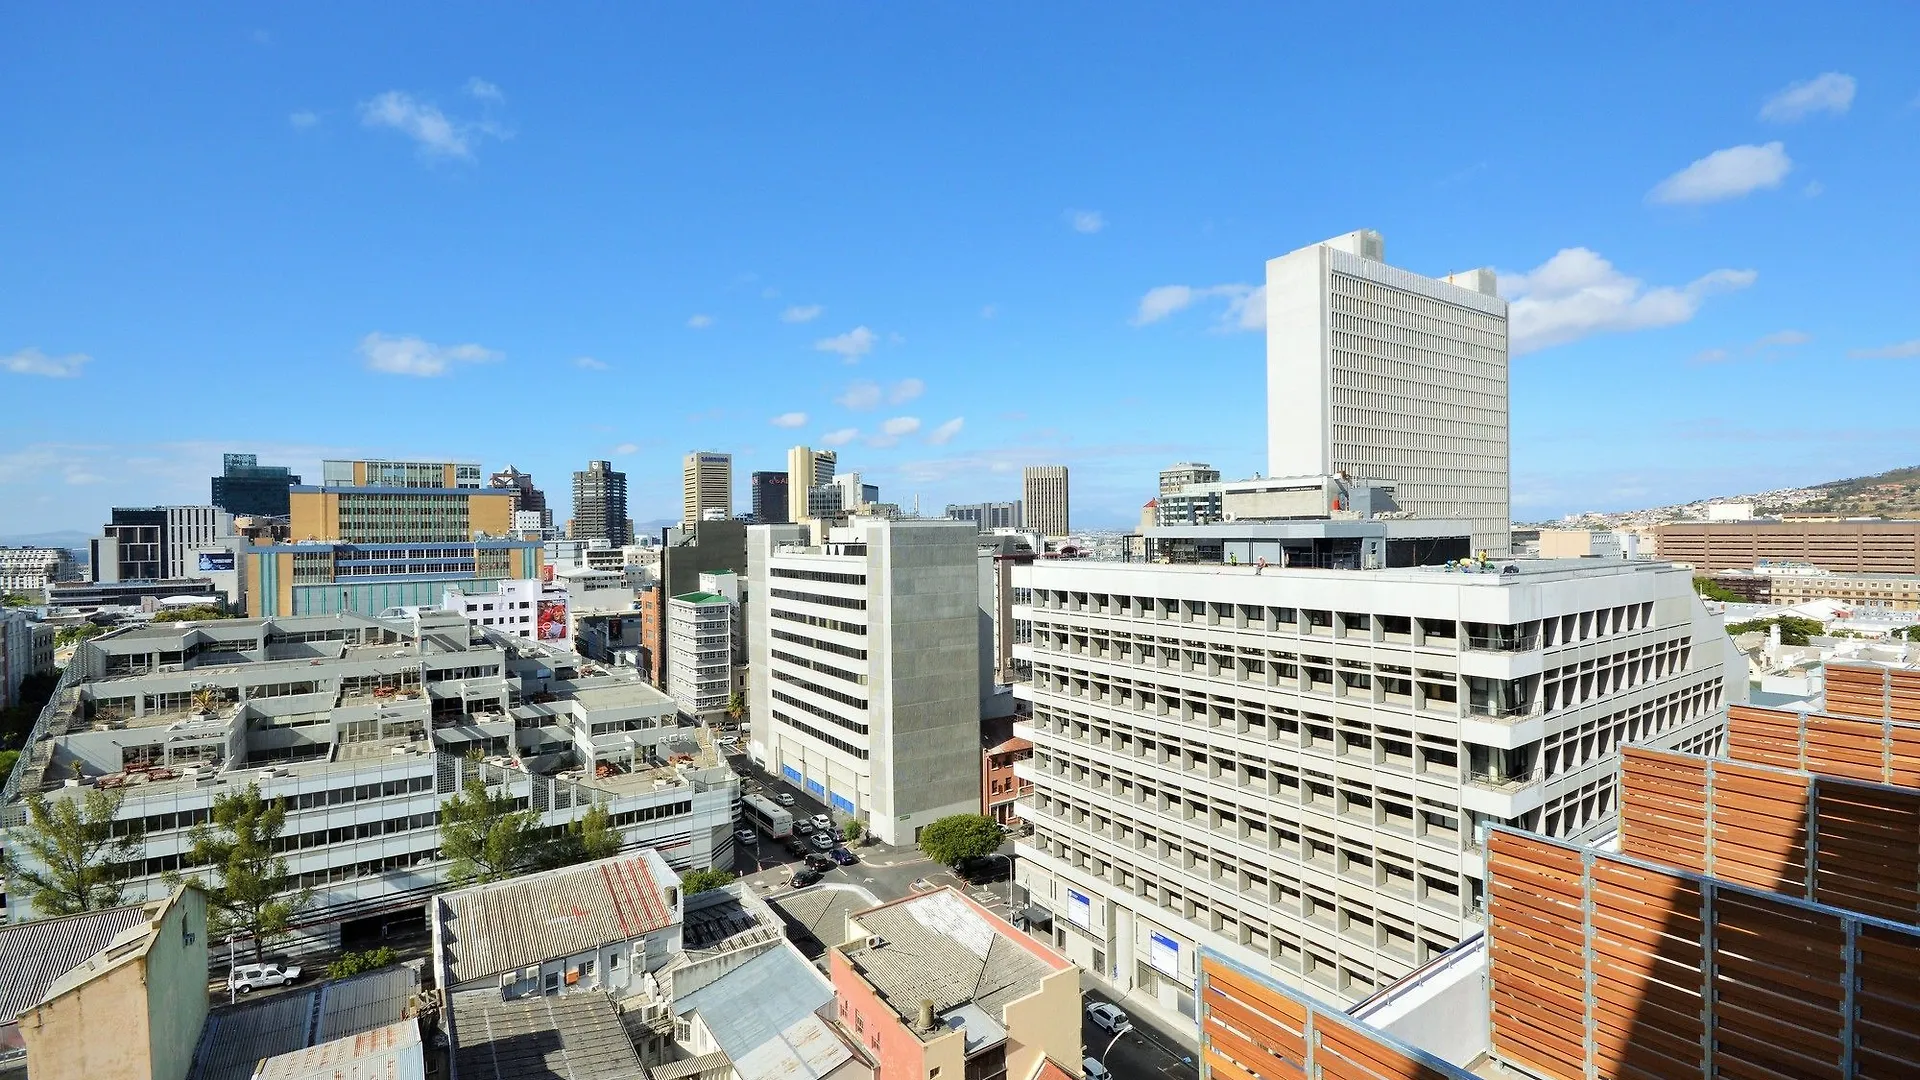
[771,567,867,586]
[772,608,867,637]
[771,627,867,661]
[775,709,871,760]
[772,588,867,612]
[771,689,869,736]
[771,667,867,710]
[771,649,867,687]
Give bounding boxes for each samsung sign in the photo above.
[197,551,236,572]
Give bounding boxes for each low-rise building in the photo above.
[982,714,1033,828]
[829,889,1081,1080]
[669,574,740,722]
[673,940,865,1080]
[0,902,154,1064]
[1654,519,1920,573]
[1,612,740,944]
[2,609,55,708]
[190,964,424,1080]
[47,578,222,613]
[0,545,80,599]
[242,539,544,617]
[1764,566,1920,612]
[442,578,544,636]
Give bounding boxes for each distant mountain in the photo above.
[1525,464,1920,530]
[1795,466,1920,517]
[0,529,92,551]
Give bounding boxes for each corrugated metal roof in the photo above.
[192,965,421,1080]
[251,1018,424,1080]
[0,903,149,1023]
[843,891,1055,1021]
[439,852,676,984]
[449,990,645,1080]
[674,944,847,1080]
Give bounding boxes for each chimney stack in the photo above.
[918,999,935,1031]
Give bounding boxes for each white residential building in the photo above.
[1265,230,1511,552]
[1008,554,1740,1027]
[2,610,54,709]
[0,547,80,599]
[747,517,982,844]
[668,571,739,720]
[443,579,543,637]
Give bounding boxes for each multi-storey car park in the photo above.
[1006,553,1740,1028]
[0,610,739,948]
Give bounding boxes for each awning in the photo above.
[1021,905,1053,929]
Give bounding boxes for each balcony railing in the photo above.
[1465,632,1540,652]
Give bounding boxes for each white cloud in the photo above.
[1804,180,1825,198]
[1755,329,1812,348]
[1691,347,1731,364]
[289,110,319,129]
[1760,73,1855,121]
[815,326,877,362]
[1692,329,1812,364]
[3,347,90,378]
[573,356,609,371]
[1648,142,1792,205]
[771,412,808,428]
[980,304,997,319]
[1130,283,1263,331]
[888,378,924,405]
[361,91,477,159]
[1498,249,1757,354]
[837,380,882,410]
[781,304,823,323]
[1066,209,1106,234]
[820,428,859,447]
[358,332,502,376]
[686,314,715,329]
[466,77,504,103]
[927,417,965,445]
[1850,339,1920,359]
[882,416,920,437]
[613,442,641,455]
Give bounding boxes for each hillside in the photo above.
[1527,463,1920,529]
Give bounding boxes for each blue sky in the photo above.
[5,5,1918,535]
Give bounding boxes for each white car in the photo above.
[229,962,302,994]
[1083,1059,1111,1080]
[810,813,832,830]
[775,792,796,807]
[735,829,757,844]
[1086,1002,1132,1036]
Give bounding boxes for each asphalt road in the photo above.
[1082,988,1200,1080]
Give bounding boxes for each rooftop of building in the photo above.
[0,901,151,1025]
[448,989,645,1080]
[251,1017,424,1080]
[673,943,851,1080]
[190,964,421,1080]
[1024,554,1685,586]
[835,888,1069,1034]
[672,591,731,605]
[435,849,680,986]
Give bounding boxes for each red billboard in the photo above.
[536,598,568,641]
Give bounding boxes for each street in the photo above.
[1083,988,1200,1080]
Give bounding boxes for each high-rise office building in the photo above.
[291,462,510,545]
[488,465,551,528]
[1023,466,1070,539]
[1159,462,1220,497]
[1265,230,1510,553]
[572,460,631,545]
[946,501,1024,531]
[210,453,302,518]
[682,451,732,526]
[90,506,232,582]
[785,446,837,523]
[750,471,790,525]
[747,517,982,845]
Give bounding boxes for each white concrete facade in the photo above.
[0,547,79,598]
[1007,556,1738,1028]
[668,580,735,719]
[444,579,542,636]
[747,517,982,845]
[1265,231,1511,553]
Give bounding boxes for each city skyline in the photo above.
[6,7,1920,535]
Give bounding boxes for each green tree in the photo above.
[1726,615,1824,647]
[679,868,736,895]
[841,817,864,844]
[439,776,538,887]
[725,691,745,723]
[0,749,20,782]
[916,814,1005,868]
[3,789,141,917]
[326,946,399,980]
[174,784,312,961]
[534,804,624,870]
[147,605,232,623]
[1692,577,1742,603]
[55,623,104,647]
[1898,625,1920,643]
[1,592,34,607]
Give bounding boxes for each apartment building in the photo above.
[572,460,631,545]
[682,451,733,526]
[91,506,233,583]
[1007,553,1738,1025]
[2,610,55,708]
[1024,466,1070,540]
[1265,230,1510,553]
[785,446,837,523]
[0,546,79,598]
[747,517,982,844]
[667,572,739,721]
[1160,462,1220,496]
[0,611,740,945]
[1654,520,1920,573]
[242,540,543,617]
[982,715,1034,827]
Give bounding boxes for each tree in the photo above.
[326,946,399,980]
[0,750,19,782]
[916,814,1005,868]
[534,804,623,870]
[1727,615,1823,647]
[55,623,104,647]
[439,776,538,887]
[680,868,736,895]
[1898,625,1920,643]
[1692,577,1742,603]
[3,789,140,917]
[725,692,745,723]
[175,784,312,962]
[147,605,232,623]
[841,817,865,844]
[1,592,34,607]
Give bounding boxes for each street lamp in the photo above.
[227,934,241,1004]
[1100,1029,1126,1070]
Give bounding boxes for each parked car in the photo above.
[830,847,858,866]
[809,831,835,851]
[809,813,832,830]
[229,962,302,994]
[735,828,757,845]
[793,819,815,836]
[1083,1059,1111,1080]
[775,792,796,806]
[792,867,824,888]
[1086,1002,1132,1036]
[804,853,837,871]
